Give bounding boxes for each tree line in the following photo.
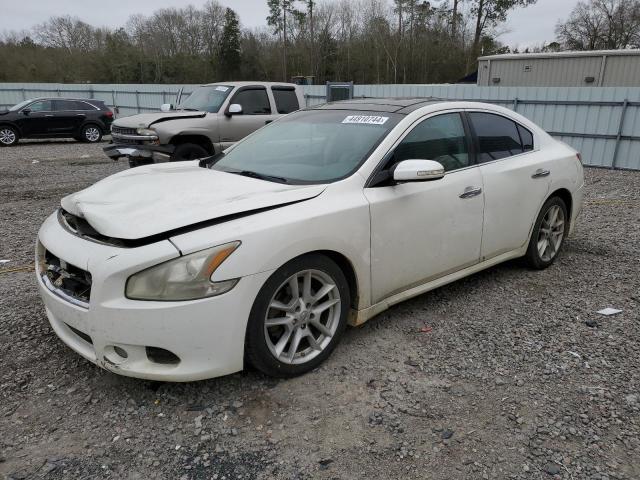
[0,0,638,85]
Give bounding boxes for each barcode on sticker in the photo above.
[215,86,229,92]
[342,115,389,125]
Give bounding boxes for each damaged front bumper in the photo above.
[103,143,175,167]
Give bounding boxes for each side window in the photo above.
[28,100,52,112]
[231,88,272,115]
[468,112,524,162]
[272,88,300,114]
[53,100,75,111]
[517,124,534,151]
[394,112,470,172]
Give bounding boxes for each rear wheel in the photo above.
[0,126,18,146]
[525,196,569,269]
[171,143,209,161]
[245,254,350,377]
[81,124,102,143]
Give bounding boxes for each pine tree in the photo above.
[219,8,241,80]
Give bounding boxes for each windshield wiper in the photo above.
[181,108,200,111]
[233,170,288,184]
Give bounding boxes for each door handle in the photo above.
[532,168,550,178]
[76,113,86,116]
[459,186,482,199]
[45,114,54,117]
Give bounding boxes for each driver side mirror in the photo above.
[160,103,173,112]
[393,159,445,182]
[22,108,31,115]
[226,103,243,116]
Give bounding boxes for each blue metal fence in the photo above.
[1,83,639,170]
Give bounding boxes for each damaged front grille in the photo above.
[59,209,129,248]
[111,125,146,145]
[41,250,92,308]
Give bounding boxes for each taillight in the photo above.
[105,110,113,118]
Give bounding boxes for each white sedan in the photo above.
[36,99,584,381]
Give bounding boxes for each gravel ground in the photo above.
[1,140,639,480]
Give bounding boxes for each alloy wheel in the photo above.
[264,269,341,365]
[0,128,16,145]
[84,127,101,142]
[537,204,565,262]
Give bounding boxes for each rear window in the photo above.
[468,112,524,162]
[272,88,300,114]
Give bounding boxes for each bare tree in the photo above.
[556,0,640,49]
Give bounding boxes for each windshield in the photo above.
[211,109,401,184]
[180,85,232,113]
[9,99,32,111]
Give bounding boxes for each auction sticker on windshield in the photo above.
[342,115,389,125]
[215,86,230,91]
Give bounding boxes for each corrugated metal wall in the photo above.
[1,83,639,170]
[478,54,640,87]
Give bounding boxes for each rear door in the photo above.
[219,86,279,148]
[52,100,87,134]
[467,111,552,260]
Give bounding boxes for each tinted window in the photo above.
[394,113,469,172]
[469,112,524,162]
[517,124,534,151]
[272,88,299,114]
[231,88,271,115]
[53,100,94,111]
[28,100,52,112]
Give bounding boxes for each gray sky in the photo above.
[1,0,577,49]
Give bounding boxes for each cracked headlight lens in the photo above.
[126,241,240,301]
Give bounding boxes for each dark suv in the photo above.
[0,98,114,146]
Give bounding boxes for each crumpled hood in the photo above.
[61,162,326,240]
[113,111,206,129]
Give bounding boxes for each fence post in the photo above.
[89,86,94,99]
[513,97,519,111]
[162,91,167,105]
[611,99,629,168]
[21,88,26,100]
[135,90,140,113]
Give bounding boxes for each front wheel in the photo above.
[171,143,209,161]
[245,254,350,378]
[81,124,102,143]
[0,126,19,146]
[525,196,569,269]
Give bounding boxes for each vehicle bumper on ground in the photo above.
[103,143,175,164]
[36,212,270,382]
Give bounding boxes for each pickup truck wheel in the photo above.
[171,143,209,161]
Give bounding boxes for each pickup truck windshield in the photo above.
[180,85,232,113]
[211,109,401,184]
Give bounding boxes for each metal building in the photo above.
[477,50,640,87]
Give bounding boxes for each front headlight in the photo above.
[136,128,157,136]
[126,241,240,301]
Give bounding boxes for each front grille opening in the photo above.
[43,250,92,304]
[65,323,93,345]
[146,347,180,365]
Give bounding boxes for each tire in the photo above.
[524,196,569,269]
[81,124,102,143]
[245,254,351,378]
[171,143,209,161]
[0,126,19,146]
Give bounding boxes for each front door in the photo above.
[364,112,485,303]
[466,111,552,260]
[219,87,279,149]
[15,99,53,136]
